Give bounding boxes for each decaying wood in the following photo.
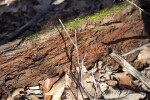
[110,52,150,89]
[122,43,150,56]
[0,70,11,96]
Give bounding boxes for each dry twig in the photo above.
[59,19,92,100]
[126,0,150,16]
[110,52,150,89]
[122,43,150,56]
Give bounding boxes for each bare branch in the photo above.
[59,19,76,47]
[59,19,92,100]
[122,43,150,56]
[126,0,150,16]
[110,52,150,89]
[59,19,80,68]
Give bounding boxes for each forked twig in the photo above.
[59,19,83,80]
[59,19,80,67]
[59,19,92,100]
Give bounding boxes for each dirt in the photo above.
[0,4,150,91]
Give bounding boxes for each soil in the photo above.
[0,4,150,91]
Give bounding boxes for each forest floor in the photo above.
[0,1,150,99]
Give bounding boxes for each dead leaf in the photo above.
[88,67,97,74]
[11,88,24,99]
[100,83,108,92]
[39,75,60,100]
[104,67,113,80]
[100,83,146,100]
[43,94,51,100]
[7,96,12,100]
[62,89,76,100]
[76,65,87,73]
[45,77,65,100]
[112,72,139,91]
[82,66,88,73]
[98,61,103,69]
[86,75,95,83]
[105,80,117,87]
[65,73,72,87]
[137,47,150,64]
[39,76,60,93]
[62,85,88,100]
[82,73,93,91]
[7,88,25,100]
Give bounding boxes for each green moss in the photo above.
[64,17,85,30]
[25,26,54,40]
[64,1,128,30]
[25,1,128,39]
[89,1,128,20]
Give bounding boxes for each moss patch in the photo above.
[25,1,128,40]
[25,27,53,40]
[65,1,128,30]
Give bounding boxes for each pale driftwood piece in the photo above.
[122,43,150,56]
[110,52,150,89]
